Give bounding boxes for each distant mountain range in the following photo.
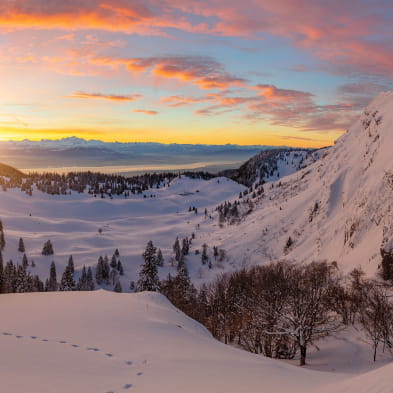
[0,137,291,173]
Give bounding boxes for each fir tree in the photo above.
[157,248,164,267]
[46,261,58,291]
[0,250,3,293]
[173,237,181,262]
[60,263,76,291]
[117,260,124,275]
[42,240,54,256]
[22,253,28,269]
[136,240,160,292]
[67,255,74,274]
[201,243,208,265]
[18,237,25,252]
[111,254,117,268]
[0,219,5,251]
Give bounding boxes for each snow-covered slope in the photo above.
[0,175,245,288]
[0,290,340,393]
[225,147,324,186]
[204,91,393,276]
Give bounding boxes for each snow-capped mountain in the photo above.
[211,91,393,276]
[0,138,285,173]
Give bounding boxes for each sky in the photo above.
[0,0,392,147]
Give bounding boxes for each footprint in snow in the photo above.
[87,347,100,352]
[42,339,49,342]
[105,353,113,357]
[59,340,67,344]
[31,336,38,339]
[123,384,133,389]
[125,361,132,365]
[2,332,12,336]
[16,335,23,339]
[71,344,79,348]
[136,372,143,376]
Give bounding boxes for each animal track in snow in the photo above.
[1,330,145,393]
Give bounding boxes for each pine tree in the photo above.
[60,263,76,291]
[157,248,164,267]
[68,255,74,274]
[18,237,25,252]
[201,243,208,265]
[0,219,5,251]
[22,253,28,268]
[14,265,29,293]
[3,260,16,293]
[96,256,104,284]
[182,238,189,255]
[114,248,120,257]
[111,254,117,268]
[117,260,124,275]
[136,240,160,292]
[173,237,181,262]
[46,261,58,291]
[87,267,95,290]
[0,250,3,293]
[42,240,54,256]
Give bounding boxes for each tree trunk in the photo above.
[300,345,307,366]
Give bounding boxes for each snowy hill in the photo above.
[0,289,386,393]
[203,91,393,276]
[223,147,325,186]
[0,175,246,290]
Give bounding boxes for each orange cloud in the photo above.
[69,91,143,101]
[133,109,158,115]
[160,95,214,107]
[92,56,247,90]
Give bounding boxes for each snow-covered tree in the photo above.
[136,240,160,292]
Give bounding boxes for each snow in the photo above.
[1,92,393,392]
[191,91,393,277]
[0,176,245,288]
[0,290,337,393]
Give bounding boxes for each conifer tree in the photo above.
[201,243,208,265]
[22,253,28,269]
[18,237,25,252]
[173,237,181,262]
[117,260,124,275]
[87,267,95,290]
[68,255,74,274]
[46,261,58,291]
[0,219,5,251]
[60,263,76,291]
[42,240,54,256]
[136,240,160,292]
[111,254,117,268]
[157,248,164,267]
[0,250,3,293]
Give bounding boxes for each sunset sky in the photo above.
[0,0,392,147]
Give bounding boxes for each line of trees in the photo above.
[157,260,393,365]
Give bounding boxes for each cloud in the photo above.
[159,95,214,107]
[92,55,247,90]
[69,91,142,101]
[133,109,158,115]
[1,1,390,77]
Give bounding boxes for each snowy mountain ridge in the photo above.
[213,91,393,275]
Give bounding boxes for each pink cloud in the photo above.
[69,91,143,101]
[133,109,158,115]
